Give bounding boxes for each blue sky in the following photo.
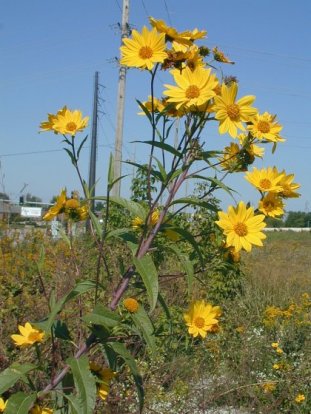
[1,0,310,212]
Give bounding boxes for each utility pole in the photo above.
[112,0,130,197]
[88,71,99,212]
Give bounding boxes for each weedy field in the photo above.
[0,226,310,413]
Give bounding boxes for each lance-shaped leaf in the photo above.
[124,160,162,182]
[107,342,144,413]
[0,363,36,394]
[167,245,194,294]
[166,227,204,267]
[133,254,158,311]
[133,140,183,158]
[131,305,156,354]
[77,135,88,160]
[169,197,218,212]
[88,210,103,240]
[95,195,146,219]
[4,392,36,414]
[67,356,97,414]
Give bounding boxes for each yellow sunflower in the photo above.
[213,82,257,138]
[184,300,221,338]
[52,108,89,136]
[219,143,241,172]
[247,112,285,142]
[244,167,284,193]
[30,406,53,414]
[258,193,284,217]
[120,26,167,70]
[123,297,139,313]
[216,201,266,252]
[39,106,67,133]
[11,322,45,347]
[171,42,205,71]
[163,66,218,110]
[295,394,306,404]
[43,189,67,221]
[90,363,116,401]
[278,171,301,198]
[149,17,206,45]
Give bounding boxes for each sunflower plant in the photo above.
[0,17,300,414]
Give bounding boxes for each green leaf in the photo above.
[88,210,103,240]
[5,392,36,414]
[131,305,156,354]
[67,356,97,414]
[136,99,152,122]
[206,177,235,196]
[133,254,158,311]
[63,147,76,166]
[107,342,144,412]
[43,280,98,332]
[108,152,114,186]
[95,196,146,219]
[77,135,88,160]
[63,393,83,414]
[0,363,36,394]
[53,320,72,341]
[168,227,204,267]
[133,140,183,158]
[83,304,121,330]
[36,245,45,272]
[167,245,194,293]
[169,197,218,212]
[124,160,162,182]
[153,156,167,182]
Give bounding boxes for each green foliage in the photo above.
[285,211,311,227]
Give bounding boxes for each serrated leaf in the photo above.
[67,356,96,414]
[83,304,121,330]
[167,245,194,294]
[107,342,144,412]
[131,306,156,354]
[5,392,36,414]
[0,363,36,394]
[133,255,158,311]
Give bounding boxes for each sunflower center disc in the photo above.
[139,46,153,59]
[194,316,205,328]
[257,120,270,133]
[234,222,248,237]
[66,122,77,131]
[259,178,272,190]
[227,104,240,120]
[185,85,200,99]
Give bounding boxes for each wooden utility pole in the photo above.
[88,71,99,212]
[112,0,130,197]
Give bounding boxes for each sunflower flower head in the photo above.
[184,300,221,338]
[247,112,285,143]
[123,297,139,313]
[278,171,301,198]
[90,363,116,401]
[39,106,67,133]
[11,322,45,347]
[52,109,89,136]
[212,47,234,64]
[213,82,257,138]
[120,26,167,70]
[216,201,266,252]
[163,66,218,110]
[259,193,284,217]
[245,167,284,193]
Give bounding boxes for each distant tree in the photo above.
[284,211,310,227]
[25,193,42,207]
[0,192,10,200]
[130,165,157,202]
[265,216,284,228]
[95,201,104,212]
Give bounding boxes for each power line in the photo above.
[163,0,173,26]
[114,0,122,12]
[140,0,149,17]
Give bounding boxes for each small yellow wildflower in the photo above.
[262,382,276,393]
[123,298,139,313]
[235,326,245,334]
[0,398,7,413]
[30,405,53,414]
[271,342,279,349]
[132,216,144,229]
[295,394,305,403]
[212,47,234,64]
[276,347,283,354]
[273,363,281,370]
[11,322,45,347]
